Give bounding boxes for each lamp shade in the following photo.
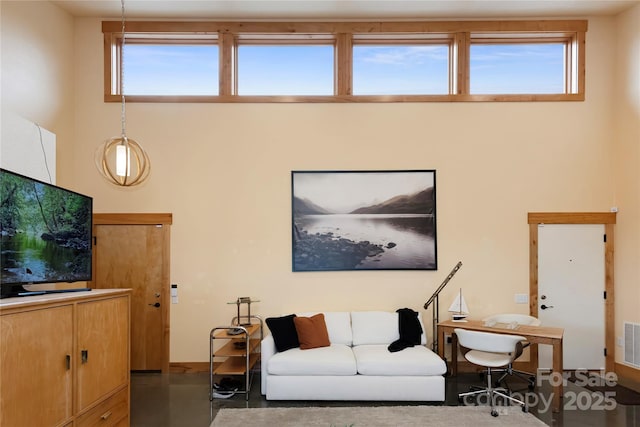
[95,135,150,187]
[116,144,129,177]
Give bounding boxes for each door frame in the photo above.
[528,212,616,373]
[92,213,173,373]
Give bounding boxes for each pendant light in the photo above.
[95,0,150,187]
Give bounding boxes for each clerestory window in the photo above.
[103,20,587,102]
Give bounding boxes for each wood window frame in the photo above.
[103,20,587,103]
[234,34,338,96]
[469,32,583,98]
[351,34,454,96]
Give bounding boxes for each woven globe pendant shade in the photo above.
[95,136,150,187]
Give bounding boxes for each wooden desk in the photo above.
[437,319,564,413]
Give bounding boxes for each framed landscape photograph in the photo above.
[292,170,437,271]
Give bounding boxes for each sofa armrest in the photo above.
[261,334,276,395]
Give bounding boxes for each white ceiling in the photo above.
[52,0,639,20]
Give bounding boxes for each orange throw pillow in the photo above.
[293,313,331,350]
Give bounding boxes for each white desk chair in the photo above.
[483,314,541,390]
[455,328,528,417]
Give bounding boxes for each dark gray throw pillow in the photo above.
[266,314,300,352]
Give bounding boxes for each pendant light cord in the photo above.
[120,0,127,138]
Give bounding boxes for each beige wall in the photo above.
[2,1,638,370]
[613,4,640,364]
[0,1,76,182]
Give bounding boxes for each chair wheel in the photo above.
[522,405,528,413]
[491,409,499,417]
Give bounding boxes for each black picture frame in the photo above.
[292,170,437,271]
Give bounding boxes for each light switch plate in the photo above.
[515,293,529,304]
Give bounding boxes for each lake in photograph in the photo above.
[1,233,87,283]
[294,213,436,270]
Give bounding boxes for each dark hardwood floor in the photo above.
[130,371,640,426]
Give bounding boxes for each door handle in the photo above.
[540,304,554,310]
[149,302,160,308]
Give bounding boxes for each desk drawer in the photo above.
[76,387,128,427]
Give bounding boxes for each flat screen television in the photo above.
[0,168,93,298]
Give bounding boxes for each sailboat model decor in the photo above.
[449,288,469,322]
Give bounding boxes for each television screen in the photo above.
[0,168,93,292]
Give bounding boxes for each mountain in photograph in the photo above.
[350,187,434,214]
[293,196,332,215]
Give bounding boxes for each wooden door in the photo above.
[538,224,605,369]
[1,305,73,426]
[76,295,130,411]
[93,213,172,372]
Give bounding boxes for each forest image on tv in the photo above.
[1,171,92,285]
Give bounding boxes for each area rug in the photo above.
[210,406,547,427]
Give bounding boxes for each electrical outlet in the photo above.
[515,293,529,304]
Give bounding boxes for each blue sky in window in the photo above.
[353,45,449,95]
[124,45,219,95]
[123,42,564,96]
[237,45,334,95]
[471,43,565,94]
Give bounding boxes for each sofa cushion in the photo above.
[353,344,447,376]
[265,314,300,352]
[267,344,357,376]
[351,311,427,346]
[351,311,399,346]
[294,313,331,350]
[298,312,352,346]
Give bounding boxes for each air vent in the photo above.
[624,322,640,368]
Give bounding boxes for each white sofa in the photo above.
[260,311,447,401]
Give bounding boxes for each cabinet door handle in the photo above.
[100,410,112,420]
[81,349,88,364]
[65,354,71,370]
